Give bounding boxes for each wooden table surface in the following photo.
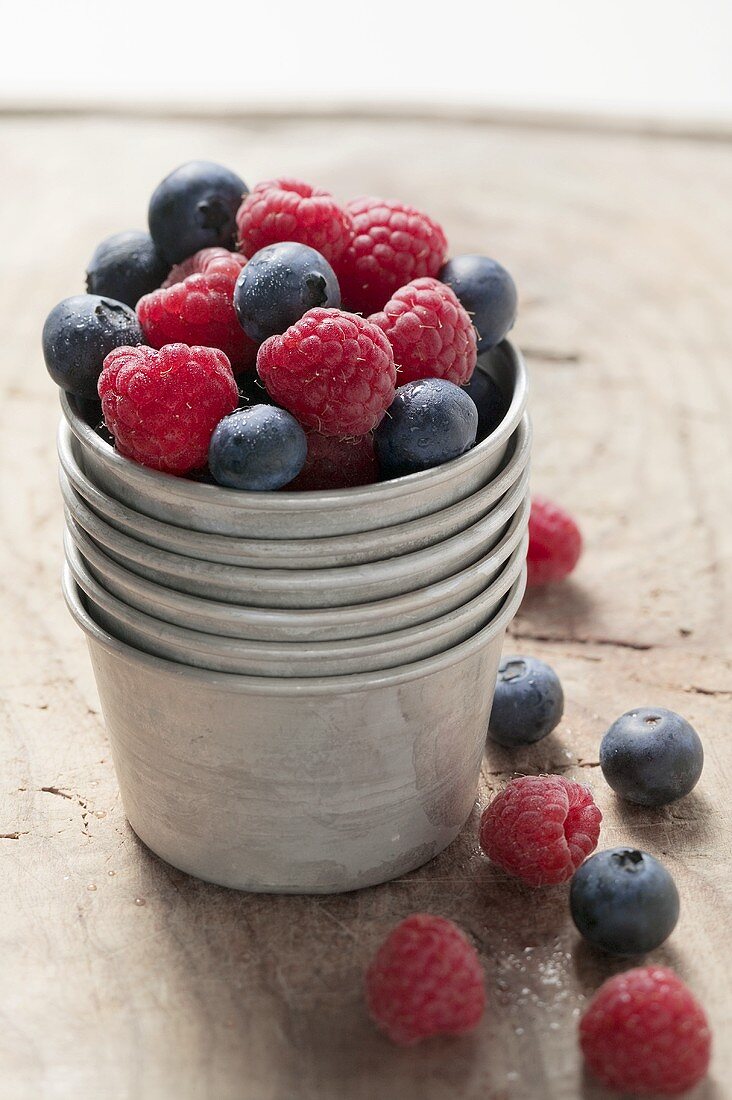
[0,110,730,1100]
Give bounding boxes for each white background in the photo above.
[2,0,731,121]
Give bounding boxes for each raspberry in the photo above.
[288,432,378,491]
[365,914,486,1045]
[236,178,353,266]
[137,249,257,372]
[580,967,711,1094]
[256,309,396,437]
[337,197,448,315]
[98,343,238,474]
[479,775,601,886]
[162,246,246,287]
[370,277,477,386]
[527,496,582,586]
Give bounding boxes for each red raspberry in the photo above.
[98,343,238,474]
[256,309,396,437]
[288,432,378,491]
[365,914,486,1046]
[370,277,477,386]
[137,248,256,372]
[580,967,711,1095]
[337,197,448,315]
[479,775,601,886]
[162,246,246,287]
[235,178,353,265]
[527,496,582,586]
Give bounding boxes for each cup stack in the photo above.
[60,340,531,894]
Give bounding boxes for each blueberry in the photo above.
[463,360,508,440]
[570,847,680,955]
[600,707,704,806]
[488,656,564,747]
[208,406,307,491]
[374,379,478,479]
[85,230,169,307]
[148,161,247,265]
[42,294,145,400]
[439,255,517,352]
[234,242,340,343]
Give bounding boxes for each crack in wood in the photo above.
[522,346,582,364]
[509,629,654,652]
[1,831,28,840]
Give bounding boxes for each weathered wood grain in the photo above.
[0,112,730,1100]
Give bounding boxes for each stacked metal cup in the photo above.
[59,341,531,894]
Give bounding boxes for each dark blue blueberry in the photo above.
[439,255,517,352]
[148,161,247,265]
[463,359,508,440]
[488,655,564,747]
[234,242,340,343]
[374,379,478,479]
[42,294,145,400]
[208,406,307,491]
[570,847,680,956]
[600,707,704,806]
[85,230,169,307]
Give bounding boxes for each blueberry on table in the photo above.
[374,379,478,479]
[462,363,507,440]
[148,161,247,264]
[600,706,704,806]
[570,847,680,955]
[234,242,340,343]
[488,655,564,747]
[439,255,517,352]
[208,406,307,491]
[85,230,169,308]
[42,294,145,400]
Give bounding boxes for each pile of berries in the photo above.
[43,160,520,490]
[363,658,711,1093]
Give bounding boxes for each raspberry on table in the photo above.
[527,496,582,586]
[479,775,602,886]
[369,277,477,386]
[137,249,257,373]
[256,308,396,437]
[337,197,448,315]
[98,343,238,474]
[365,914,486,1045]
[580,967,711,1094]
[236,178,353,266]
[288,431,378,491]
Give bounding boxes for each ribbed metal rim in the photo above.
[63,563,527,695]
